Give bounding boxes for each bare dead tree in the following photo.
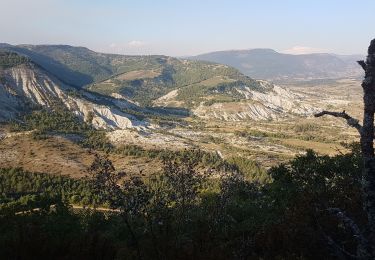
[315,39,375,259]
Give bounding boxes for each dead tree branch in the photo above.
[314,110,362,133]
[358,60,367,71]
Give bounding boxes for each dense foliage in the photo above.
[10,109,91,134]
[0,168,101,211]
[0,52,29,69]
[9,109,113,150]
[0,146,365,259]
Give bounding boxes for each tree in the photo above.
[88,154,149,259]
[315,38,375,259]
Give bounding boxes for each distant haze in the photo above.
[1,0,374,56]
[192,49,364,80]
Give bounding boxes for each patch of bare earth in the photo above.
[0,133,161,177]
[115,69,161,81]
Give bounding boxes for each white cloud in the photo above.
[282,46,328,55]
[128,40,146,48]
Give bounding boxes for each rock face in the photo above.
[157,79,319,121]
[0,63,147,129]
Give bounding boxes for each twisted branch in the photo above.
[357,60,367,71]
[314,110,362,133]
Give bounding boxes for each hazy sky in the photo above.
[1,0,374,56]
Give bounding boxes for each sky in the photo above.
[0,0,374,56]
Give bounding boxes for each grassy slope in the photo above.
[90,58,264,106]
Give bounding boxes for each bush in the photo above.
[293,123,319,133]
[81,130,113,151]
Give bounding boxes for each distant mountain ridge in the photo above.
[0,44,131,86]
[191,49,364,81]
[0,44,323,125]
[0,43,266,105]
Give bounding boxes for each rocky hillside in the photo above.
[0,43,128,86]
[192,49,363,81]
[0,45,326,125]
[0,52,147,129]
[0,44,265,106]
[155,80,318,121]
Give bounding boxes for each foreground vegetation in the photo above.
[0,144,365,259]
[0,98,369,258]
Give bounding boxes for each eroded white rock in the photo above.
[0,64,147,129]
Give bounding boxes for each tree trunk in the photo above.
[361,39,375,252]
[315,39,375,258]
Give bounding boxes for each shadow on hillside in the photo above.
[0,46,93,87]
[147,106,191,118]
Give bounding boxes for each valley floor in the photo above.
[0,79,362,176]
